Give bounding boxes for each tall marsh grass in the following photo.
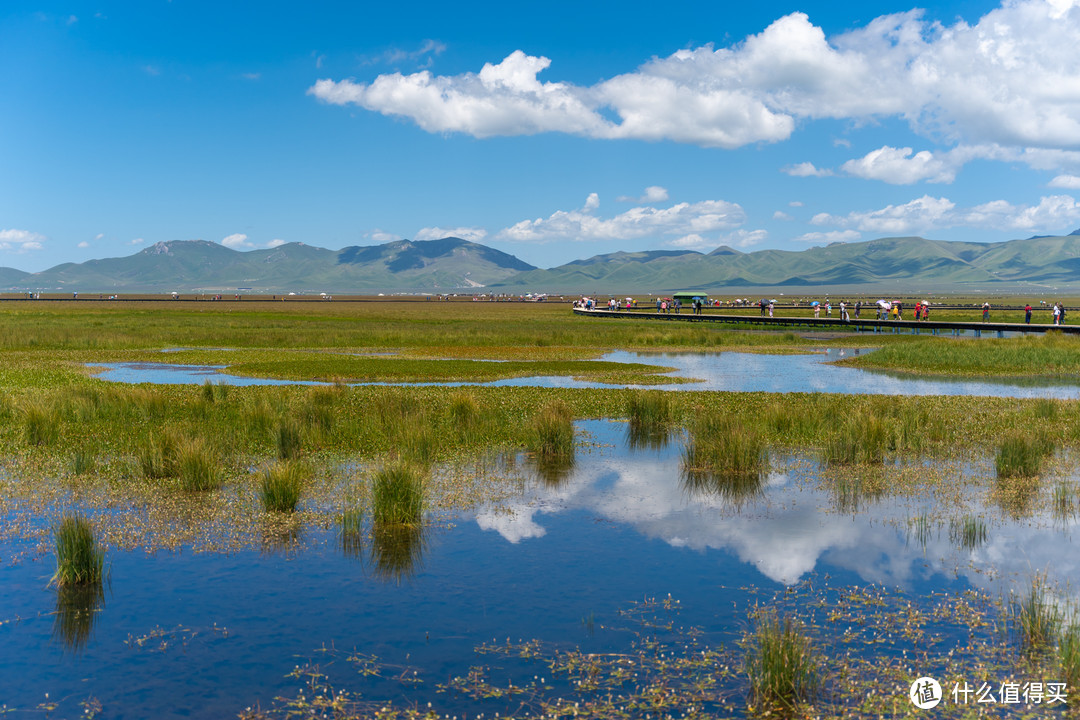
[260,461,306,513]
[528,399,575,461]
[176,437,219,491]
[682,414,768,482]
[372,461,424,525]
[52,513,104,587]
[996,432,1053,478]
[22,397,61,446]
[1012,576,1062,654]
[626,390,674,449]
[949,516,988,550]
[743,613,820,714]
[275,418,303,460]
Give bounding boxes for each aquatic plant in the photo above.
[822,414,888,465]
[52,513,104,587]
[1059,624,1080,688]
[176,436,219,491]
[995,432,1051,478]
[395,423,438,466]
[21,396,61,446]
[274,418,303,460]
[1012,576,1062,654]
[683,413,768,482]
[743,612,820,714]
[372,461,424,525]
[260,461,306,513]
[1033,397,1059,420]
[1052,482,1078,521]
[528,399,575,462]
[907,513,935,550]
[448,390,480,427]
[201,379,217,403]
[70,449,96,476]
[137,429,181,479]
[625,390,673,449]
[948,516,988,550]
[827,470,888,513]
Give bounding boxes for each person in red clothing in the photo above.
[1025,304,1032,324]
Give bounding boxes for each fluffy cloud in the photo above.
[497,194,746,243]
[841,145,956,184]
[267,239,287,248]
[310,1,1080,154]
[813,194,1080,234]
[365,229,403,244]
[793,229,863,244]
[618,186,669,203]
[1049,174,1080,189]
[0,229,45,252]
[413,226,488,242]
[77,241,90,248]
[221,233,253,249]
[782,162,833,177]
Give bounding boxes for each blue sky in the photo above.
[4,0,1080,272]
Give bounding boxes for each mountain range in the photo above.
[4,232,1080,294]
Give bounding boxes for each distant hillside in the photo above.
[4,232,1080,294]
[494,234,1080,292]
[3,237,534,293]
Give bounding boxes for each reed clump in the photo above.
[1012,576,1062,654]
[626,390,674,449]
[137,429,181,479]
[528,399,575,462]
[275,418,303,460]
[682,413,768,481]
[339,507,364,558]
[822,415,888,465]
[176,436,219,491]
[260,461,306,513]
[372,461,425,525]
[448,390,480,427]
[996,432,1053,478]
[21,396,61,446]
[52,513,104,587]
[743,612,820,714]
[1059,625,1080,688]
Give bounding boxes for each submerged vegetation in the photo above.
[743,612,821,714]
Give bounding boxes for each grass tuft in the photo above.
[1012,576,1062,655]
[683,413,768,483]
[176,436,219,491]
[529,399,575,461]
[275,418,303,460]
[743,612,820,714]
[137,429,181,479]
[372,461,425,525]
[22,397,61,446]
[260,461,306,513]
[822,415,888,466]
[52,513,104,587]
[626,390,674,449]
[996,432,1052,478]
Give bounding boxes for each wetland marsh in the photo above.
[4,300,1080,718]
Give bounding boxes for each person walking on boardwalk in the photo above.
[656,297,662,313]
[982,302,990,322]
[1053,303,1061,325]
[854,301,861,319]
[1025,303,1032,324]
[1062,304,1067,325]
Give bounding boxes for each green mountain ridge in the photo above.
[3,233,1080,293]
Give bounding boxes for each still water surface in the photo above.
[89,349,1080,399]
[1,421,1074,718]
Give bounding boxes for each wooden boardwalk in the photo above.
[573,308,1080,337]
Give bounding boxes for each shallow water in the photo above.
[89,349,1080,399]
[1,421,1075,718]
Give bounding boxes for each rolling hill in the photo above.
[4,232,1080,293]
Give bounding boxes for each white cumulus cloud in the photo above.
[0,229,46,252]
[221,233,253,249]
[618,186,669,203]
[497,194,746,243]
[782,162,833,177]
[1049,174,1080,189]
[309,1,1080,156]
[267,239,287,248]
[793,229,863,244]
[413,226,488,242]
[813,194,1080,234]
[841,145,956,184]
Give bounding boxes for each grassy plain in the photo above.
[6,298,1080,718]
